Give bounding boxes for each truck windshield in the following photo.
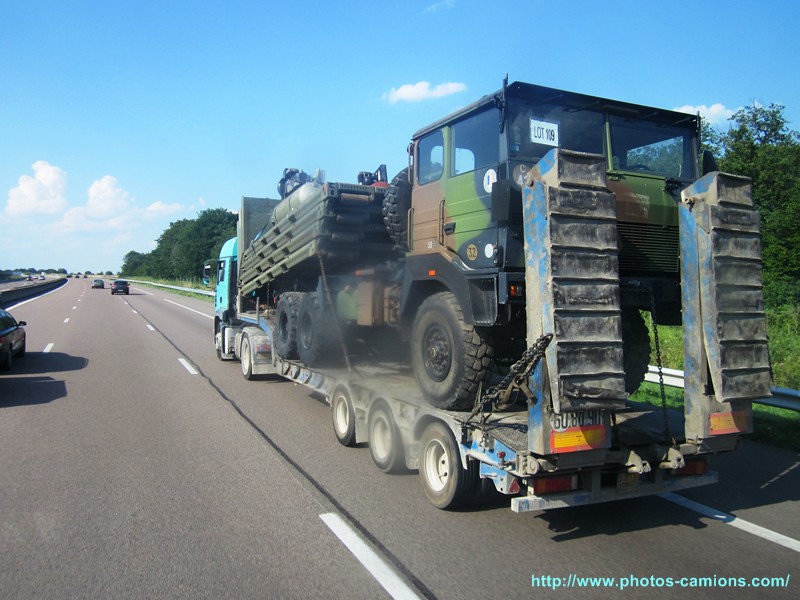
[505,98,698,182]
[607,115,697,180]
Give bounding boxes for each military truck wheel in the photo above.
[418,421,478,509]
[275,292,303,359]
[297,293,335,366]
[368,401,404,473]
[383,168,411,251]
[411,292,493,410]
[623,308,651,394]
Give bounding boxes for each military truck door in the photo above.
[410,129,446,255]
[443,107,501,269]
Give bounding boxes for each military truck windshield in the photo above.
[505,97,698,182]
[608,115,697,180]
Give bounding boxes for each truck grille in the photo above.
[617,222,680,276]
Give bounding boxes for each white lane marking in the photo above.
[43,343,54,353]
[178,358,198,375]
[132,310,138,314]
[146,324,155,331]
[72,306,77,309]
[134,287,154,295]
[63,318,69,323]
[164,298,213,319]
[661,493,800,553]
[320,512,424,600]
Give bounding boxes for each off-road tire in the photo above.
[411,292,494,410]
[275,292,304,359]
[623,308,651,394]
[382,168,411,251]
[296,293,335,367]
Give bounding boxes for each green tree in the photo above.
[703,104,800,306]
[120,208,237,280]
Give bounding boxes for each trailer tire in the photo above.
[297,293,335,367]
[240,334,254,380]
[419,421,477,510]
[623,308,650,394]
[411,292,493,410]
[331,385,357,447]
[275,292,303,359]
[383,168,411,251]
[368,402,404,473]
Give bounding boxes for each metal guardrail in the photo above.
[645,366,799,412]
[125,279,215,297]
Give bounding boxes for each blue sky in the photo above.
[1,0,798,273]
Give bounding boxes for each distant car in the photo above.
[92,279,104,289]
[111,280,130,295]
[83,274,87,278]
[0,308,26,370]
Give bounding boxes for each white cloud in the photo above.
[86,175,131,218]
[424,0,456,13]
[384,81,467,104]
[5,160,68,217]
[145,200,184,217]
[674,103,737,126]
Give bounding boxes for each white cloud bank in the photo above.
[384,81,467,104]
[5,160,68,217]
[674,103,737,126]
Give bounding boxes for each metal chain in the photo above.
[469,333,553,421]
[648,293,675,446]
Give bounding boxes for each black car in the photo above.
[0,308,26,370]
[111,280,130,295]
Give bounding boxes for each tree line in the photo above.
[120,208,236,281]
[702,103,800,307]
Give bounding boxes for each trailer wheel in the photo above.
[368,402,404,473]
[418,421,477,509]
[297,293,334,366]
[240,334,254,380]
[275,292,303,359]
[411,291,493,410]
[331,385,357,447]
[383,168,411,251]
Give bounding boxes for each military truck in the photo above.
[213,81,770,510]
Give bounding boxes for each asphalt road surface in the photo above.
[1,279,798,599]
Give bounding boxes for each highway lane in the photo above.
[119,283,800,598]
[2,280,798,598]
[1,280,391,599]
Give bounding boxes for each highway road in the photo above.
[1,279,798,598]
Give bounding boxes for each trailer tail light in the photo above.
[428,269,436,277]
[508,283,525,298]
[709,410,751,435]
[532,474,579,496]
[674,457,709,476]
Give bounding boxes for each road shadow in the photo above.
[0,375,68,407]
[1,351,88,375]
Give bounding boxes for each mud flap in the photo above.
[680,172,771,446]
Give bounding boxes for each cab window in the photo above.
[417,130,444,184]
[451,108,500,176]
